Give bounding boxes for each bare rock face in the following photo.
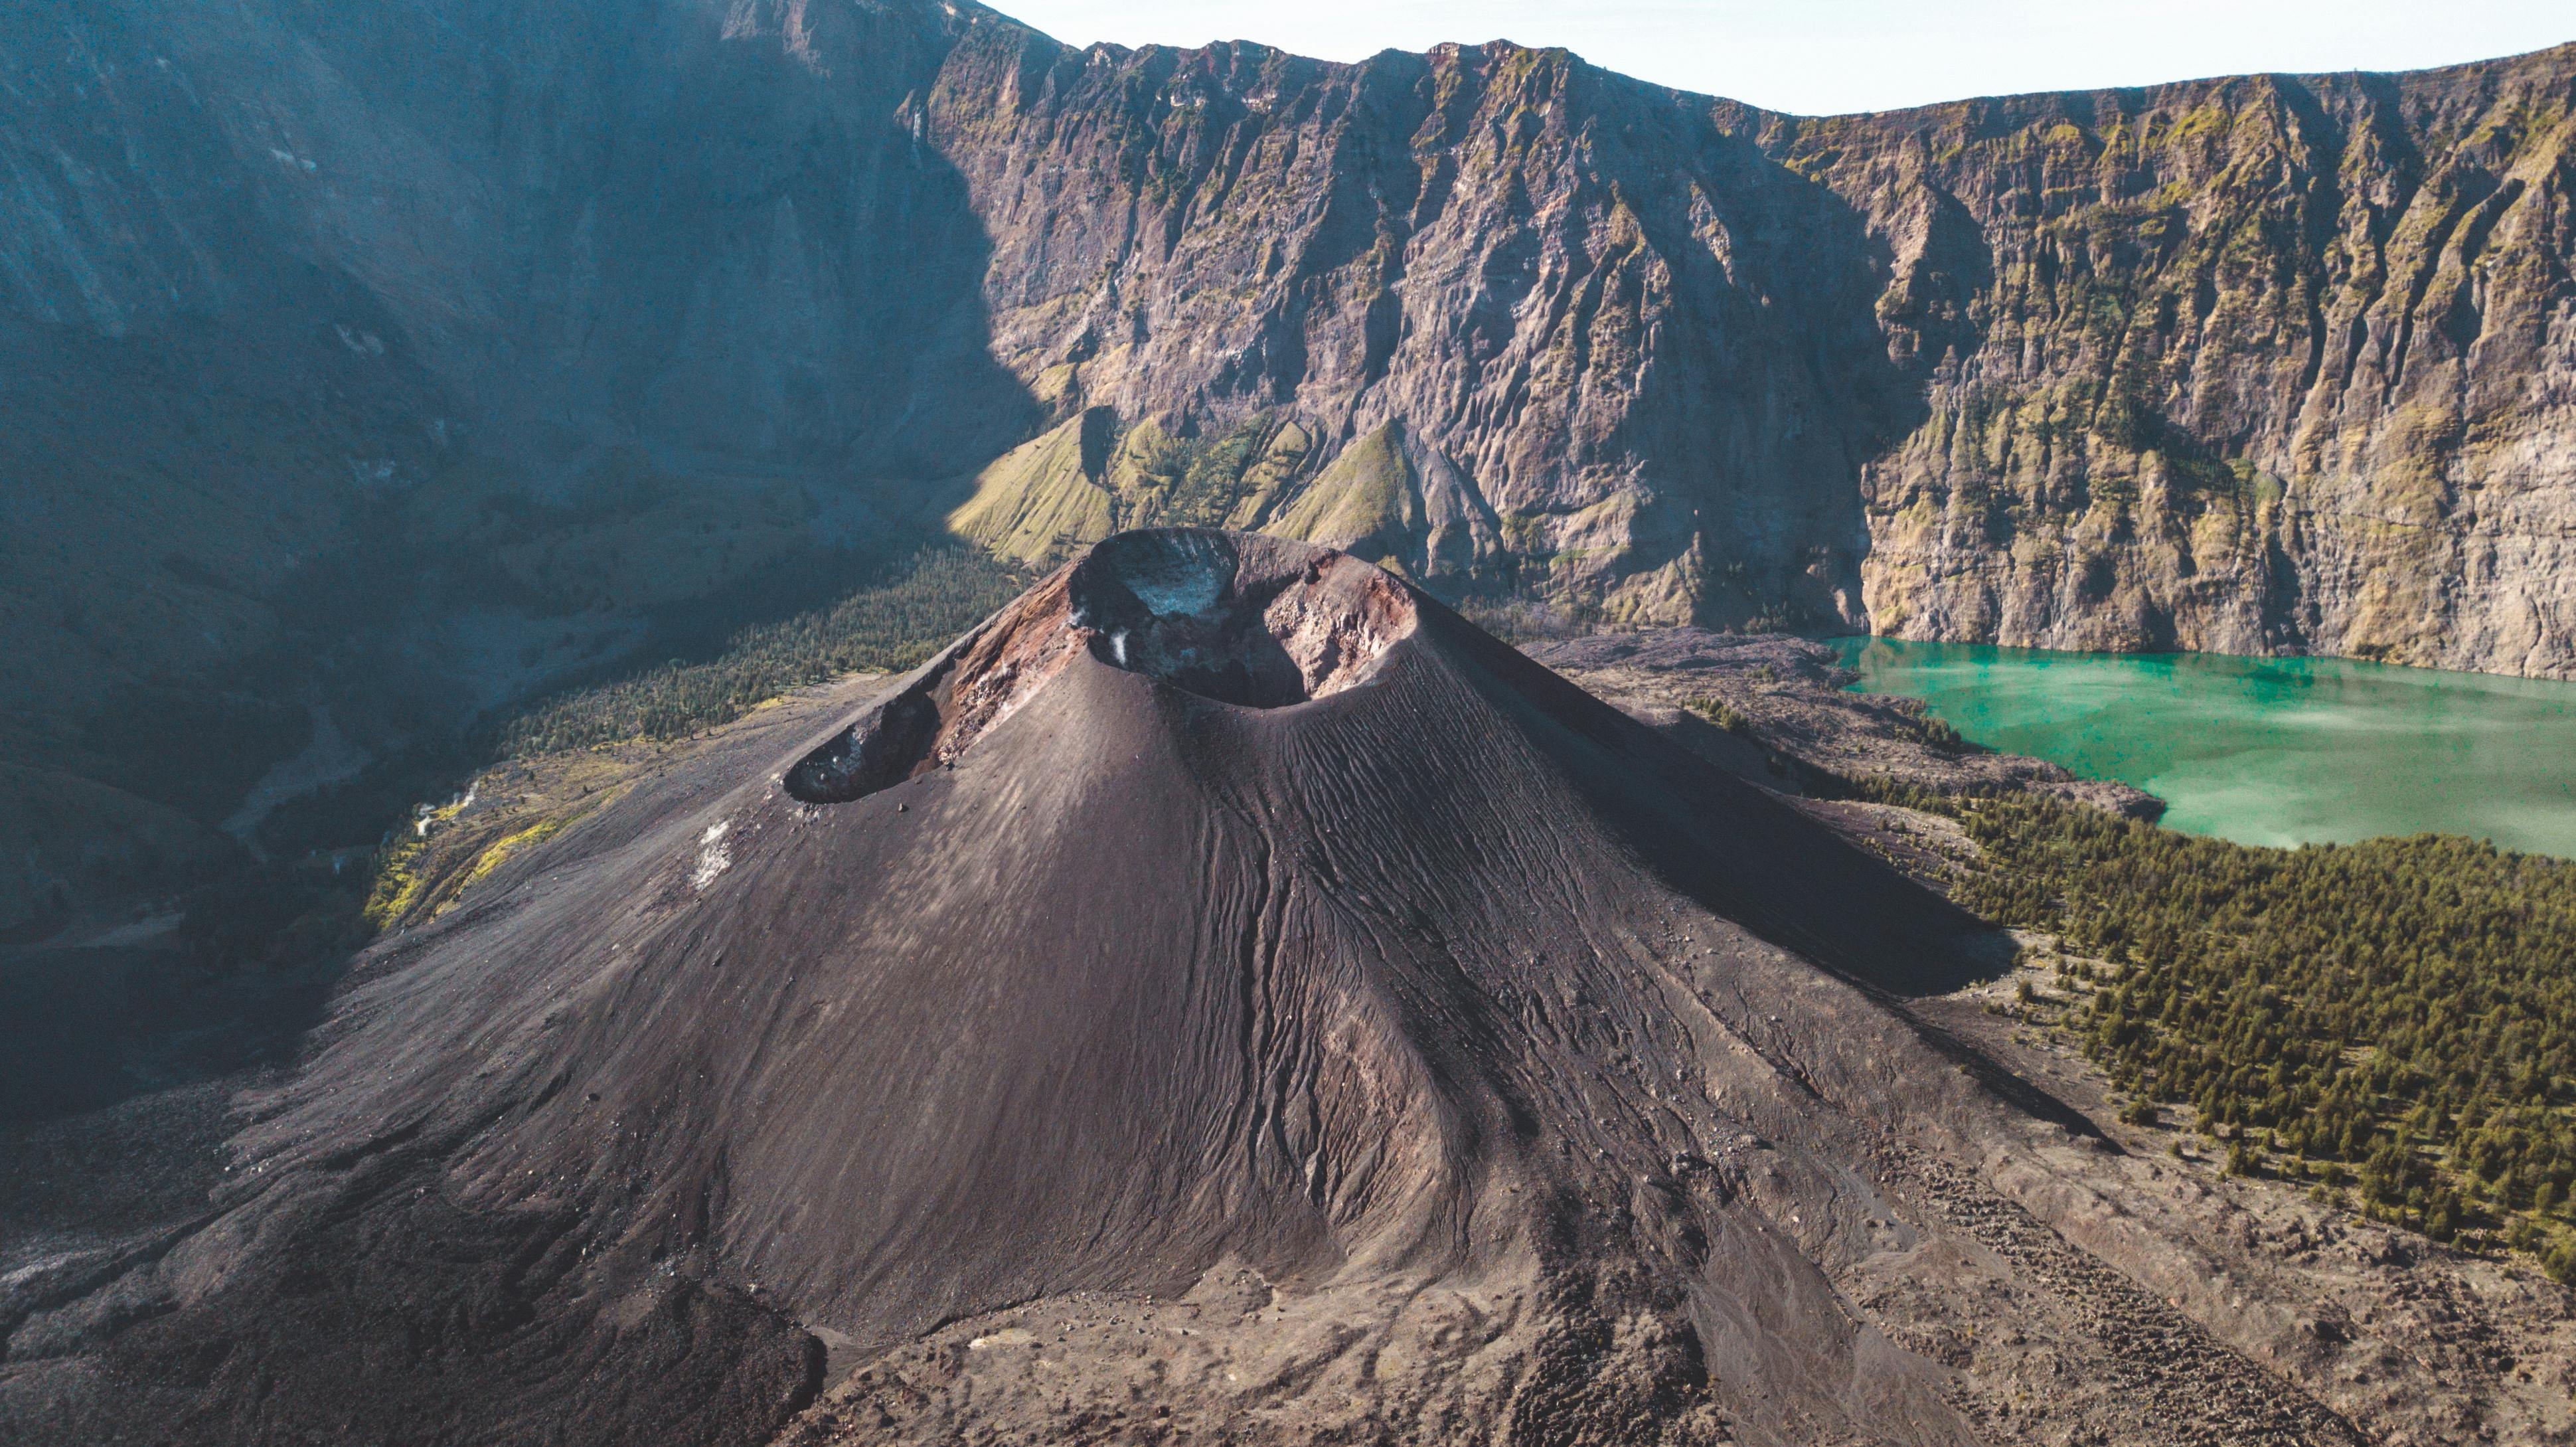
[922,29,2576,673]
[1816,60,2576,678]
[7,0,2573,713]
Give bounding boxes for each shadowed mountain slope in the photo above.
[0,533,2374,1446]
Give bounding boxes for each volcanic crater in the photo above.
[785,530,1412,803]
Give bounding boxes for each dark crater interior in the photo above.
[1072,532,1367,708]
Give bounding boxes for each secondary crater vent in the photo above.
[783,529,1415,802]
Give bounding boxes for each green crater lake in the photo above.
[1832,638,2576,859]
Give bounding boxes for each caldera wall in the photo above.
[4,0,2572,683]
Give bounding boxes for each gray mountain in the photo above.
[5,0,2572,921]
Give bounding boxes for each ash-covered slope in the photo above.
[1,531,2366,1447]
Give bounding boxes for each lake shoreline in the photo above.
[1834,638,2576,859]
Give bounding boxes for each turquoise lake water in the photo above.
[1832,638,2576,859]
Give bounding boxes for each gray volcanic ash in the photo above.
[1,531,2362,1446]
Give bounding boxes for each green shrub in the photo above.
[1689,697,1755,734]
[502,545,1026,754]
[1914,790,2576,1256]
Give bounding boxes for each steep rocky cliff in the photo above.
[19,0,2561,687]
[920,24,2576,671]
[3,0,2572,915]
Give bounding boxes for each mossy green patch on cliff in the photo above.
[1269,422,1418,555]
[1112,416,1316,530]
[947,410,1121,566]
[2366,403,2466,525]
[949,410,1325,565]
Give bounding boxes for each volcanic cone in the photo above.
[5,531,2260,1446]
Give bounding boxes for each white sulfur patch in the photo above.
[414,784,476,837]
[691,821,732,890]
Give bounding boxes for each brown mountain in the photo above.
[0,531,2383,1445]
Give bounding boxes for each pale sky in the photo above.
[991,1,2573,116]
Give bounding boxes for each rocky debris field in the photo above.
[1532,630,2162,818]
